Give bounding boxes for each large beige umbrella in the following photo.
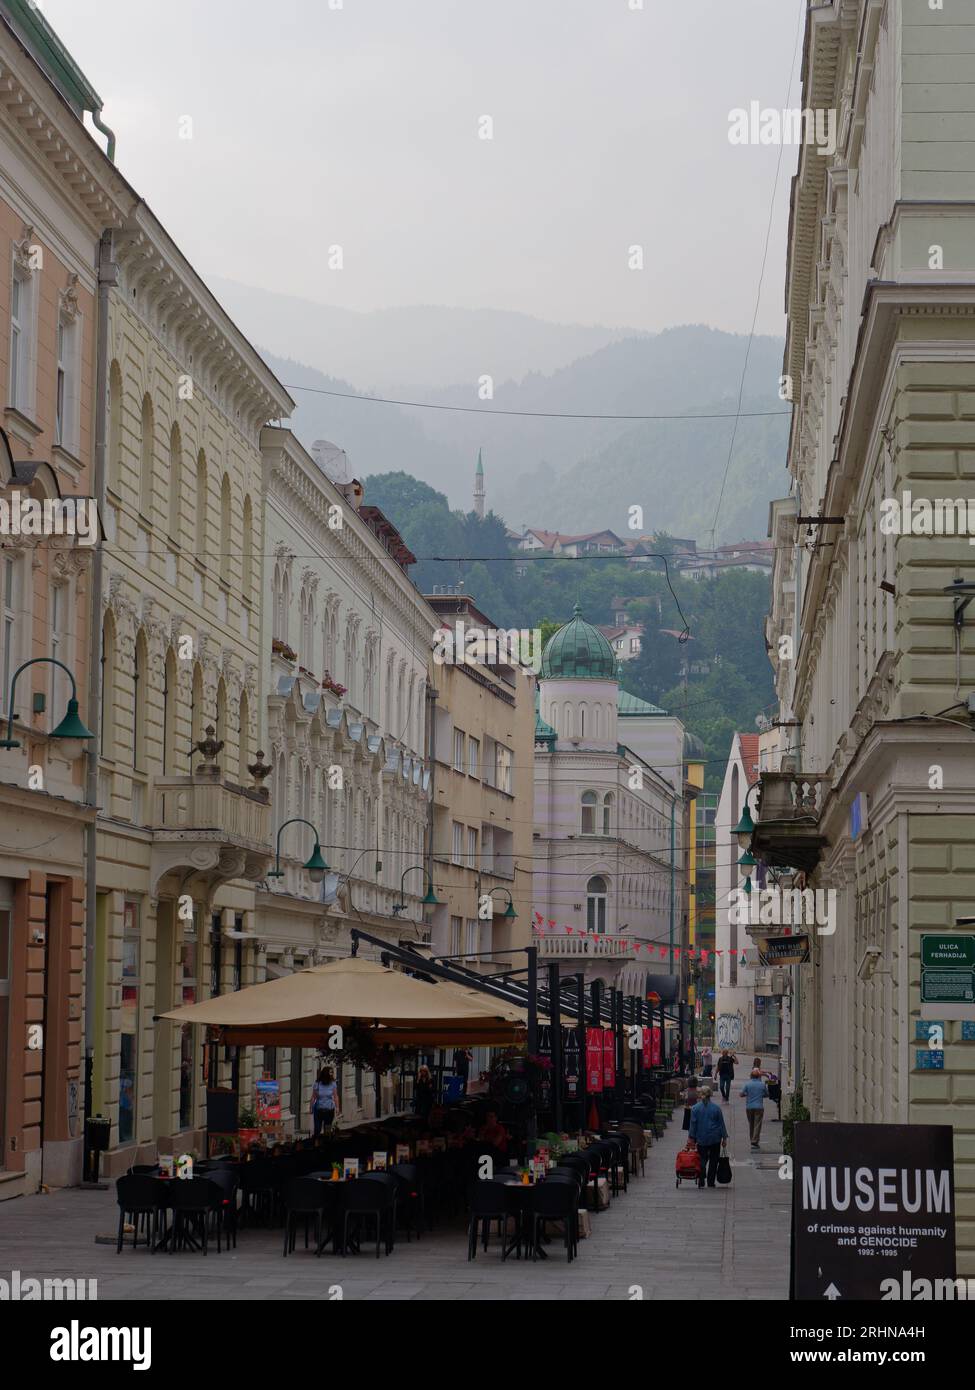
[160,955,527,1047]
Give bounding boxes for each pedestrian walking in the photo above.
[310,1066,340,1136]
[688,1085,728,1188]
[681,1074,700,1130]
[716,1049,738,1101]
[740,1068,769,1150]
[700,1045,713,1078]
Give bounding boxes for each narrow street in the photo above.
[0,1080,790,1301]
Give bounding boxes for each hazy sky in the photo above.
[46,0,804,336]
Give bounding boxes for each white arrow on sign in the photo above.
[823,1284,841,1300]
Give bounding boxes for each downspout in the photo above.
[82,229,117,1181]
[91,110,116,164]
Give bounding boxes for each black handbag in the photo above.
[716,1153,732,1185]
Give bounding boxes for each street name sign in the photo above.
[921,934,975,1004]
[792,1122,955,1300]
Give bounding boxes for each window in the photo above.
[241,495,253,600]
[119,902,140,1145]
[587,876,608,934]
[168,424,182,539]
[8,265,32,412]
[453,728,465,771]
[179,926,197,1129]
[495,743,512,793]
[100,611,116,750]
[602,792,614,836]
[581,790,597,835]
[50,583,67,717]
[133,629,148,772]
[465,919,479,958]
[139,394,154,517]
[55,318,67,444]
[468,736,479,778]
[163,648,177,774]
[0,557,19,718]
[467,826,478,869]
[450,916,462,957]
[195,451,207,559]
[452,821,463,865]
[108,361,122,493]
[219,473,232,585]
[238,691,249,785]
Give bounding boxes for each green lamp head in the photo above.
[303,843,330,884]
[733,800,755,850]
[50,698,94,742]
[421,883,441,907]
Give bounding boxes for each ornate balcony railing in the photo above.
[535,933,639,959]
[751,769,830,873]
[150,774,272,896]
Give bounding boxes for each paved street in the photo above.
[0,1089,791,1301]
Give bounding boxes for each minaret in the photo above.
[474,448,485,519]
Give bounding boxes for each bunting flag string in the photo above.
[529,914,717,959]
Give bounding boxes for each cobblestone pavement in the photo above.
[0,1084,791,1301]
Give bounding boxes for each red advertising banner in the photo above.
[651,1026,662,1067]
[585,1027,603,1092]
[602,1028,616,1089]
[642,1025,652,1066]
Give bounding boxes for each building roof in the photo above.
[618,688,667,716]
[539,605,617,680]
[525,527,624,550]
[737,733,761,781]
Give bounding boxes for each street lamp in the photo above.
[732,781,761,850]
[0,657,94,756]
[267,818,329,883]
[392,863,441,914]
[483,885,517,920]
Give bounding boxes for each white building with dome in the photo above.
[532,608,688,1000]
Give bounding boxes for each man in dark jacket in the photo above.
[716,1050,738,1102]
[688,1086,729,1188]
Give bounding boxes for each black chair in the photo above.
[167,1178,223,1255]
[530,1181,579,1263]
[283,1178,331,1257]
[115,1175,164,1253]
[240,1159,277,1227]
[390,1163,425,1242]
[561,1152,599,1210]
[466,1180,519,1261]
[206,1168,239,1250]
[127,1164,160,1176]
[339,1178,396,1258]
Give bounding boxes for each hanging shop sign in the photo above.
[602,1028,616,1089]
[563,1027,581,1100]
[759,934,810,966]
[791,1122,956,1301]
[642,1026,652,1067]
[650,1026,662,1067]
[585,1027,603,1092]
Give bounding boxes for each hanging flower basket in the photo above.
[321,672,347,697]
[320,1023,397,1074]
[272,639,297,662]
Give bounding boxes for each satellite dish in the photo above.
[311,439,349,484]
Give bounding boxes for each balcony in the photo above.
[750,769,829,873]
[536,933,640,960]
[150,773,272,897]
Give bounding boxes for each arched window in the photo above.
[215,677,227,752]
[579,704,586,738]
[563,702,572,738]
[238,691,249,785]
[364,641,377,719]
[108,361,122,494]
[133,629,148,772]
[139,393,154,517]
[581,790,597,835]
[602,792,614,836]
[191,663,204,747]
[163,647,178,773]
[593,706,601,740]
[168,422,182,538]
[300,586,315,665]
[195,451,207,559]
[274,752,288,838]
[100,610,116,749]
[731,765,740,829]
[587,876,608,934]
[219,473,232,585]
[241,495,253,601]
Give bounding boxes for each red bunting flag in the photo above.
[659,947,667,959]
[534,911,543,922]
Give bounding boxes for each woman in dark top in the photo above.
[682,1075,699,1130]
[716,1051,738,1102]
[414,1064,435,1121]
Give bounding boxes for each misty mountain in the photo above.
[211,276,630,393]
[256,324,790,544]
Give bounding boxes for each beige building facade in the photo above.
[762,0,975,1273]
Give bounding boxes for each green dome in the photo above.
[540,606,617,680]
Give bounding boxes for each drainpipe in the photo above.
[91,110,117,165]
[82,230,117,1182]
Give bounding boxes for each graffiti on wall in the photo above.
[716,1012,744,1050]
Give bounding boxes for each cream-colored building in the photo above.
[91,208,292,1175]
[761,0,975,1273]
[0,3,130,1194]
[256,429,432,1129]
